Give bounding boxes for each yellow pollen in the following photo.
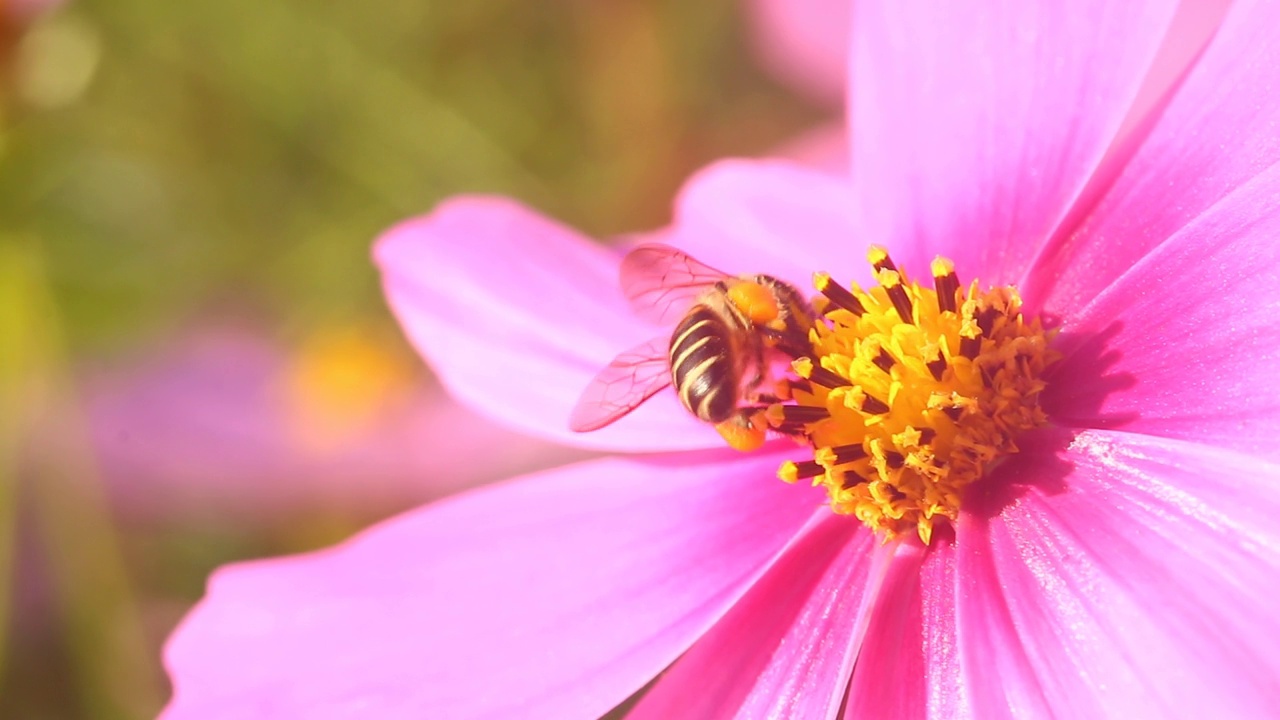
[777,250,1058,544]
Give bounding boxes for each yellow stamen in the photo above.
[774,250,1058,544]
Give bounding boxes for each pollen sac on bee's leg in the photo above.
[725,280,782,325]
[715,409,768,452]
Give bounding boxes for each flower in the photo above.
[2,0,64,25]
[746,0,848,107]
[746,0,851,175]
[81,324,576,523]
[161,0,1280,718]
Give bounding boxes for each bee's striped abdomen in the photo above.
[668,305,737,423]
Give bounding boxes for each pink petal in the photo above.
[162,450,827,720]
[914,543,967,720]
[746,0,850,106]
[665,159,874,290]
[374,196,722,453]
[848,0,1180,285]
[1109,0,1231,149]
[630,515,887,720]
[1041,164,1280,461]
[843,544,927,719]
[956,429,1280,718]
[844,541,969,720]
[1025,0,1279,315]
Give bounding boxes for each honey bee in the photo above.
[569,244,813,450]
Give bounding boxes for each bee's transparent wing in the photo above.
[620,244,730,325]
[569,337,672,432]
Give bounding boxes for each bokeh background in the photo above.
[0,0,839,716]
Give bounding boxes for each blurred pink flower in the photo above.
[162,1,1280,718]
[746,0,848,106]
[83,325,576,523]
[745,0,850,171]
[2,0,63,23]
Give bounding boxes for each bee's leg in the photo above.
[716,398,823,450]
[714,408,769,452]
[758,326,811,359]
[739,336,770,398]
[739,398,813,439]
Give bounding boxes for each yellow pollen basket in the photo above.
[775,247,1058,544]
[726,279,782,325]
[715,409,769,452]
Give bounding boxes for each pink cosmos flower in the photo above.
[162,1,1280,718]
[746,0,850,174]
[83,325,576,523]
[2,0,64,23]
[747,0,848,107]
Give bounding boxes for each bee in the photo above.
[569,244,813,450]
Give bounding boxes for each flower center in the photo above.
[771,247,1058,544]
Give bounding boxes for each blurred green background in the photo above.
[0,0,830,717]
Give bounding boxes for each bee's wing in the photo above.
[620,244,730,325]
[569,337,673,432]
